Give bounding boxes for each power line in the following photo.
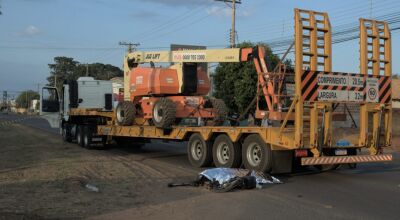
[140,6,227,44]
[133,4,209,42]
[118,42,140,53]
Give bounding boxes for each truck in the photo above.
[40,9,393,173]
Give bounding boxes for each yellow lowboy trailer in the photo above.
[40,9,393,173]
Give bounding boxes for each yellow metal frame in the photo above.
[295,9,332,156]
[359,18,392,155]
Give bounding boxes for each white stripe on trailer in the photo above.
[301,154,393,165]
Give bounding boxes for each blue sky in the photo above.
[0,0,399,92]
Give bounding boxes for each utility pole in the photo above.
[2,91,7,110]
[369,0,373,18]
[86,63,89,76]
[26,91,28,109]
[215,0,241,48]
[119,42,140,53]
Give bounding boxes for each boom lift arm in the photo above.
[123,46,288,120]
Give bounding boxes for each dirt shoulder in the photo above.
[0,122,204,219]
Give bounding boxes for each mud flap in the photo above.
[271,150,294,174]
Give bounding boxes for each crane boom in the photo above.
[126,48,242,64]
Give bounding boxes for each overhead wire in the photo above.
[132,4,209,41]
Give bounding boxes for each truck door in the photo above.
[40,86,61,128]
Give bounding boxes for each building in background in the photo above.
[30,99,39,113]
[392,78,400,109]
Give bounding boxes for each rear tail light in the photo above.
[295,149,308,157]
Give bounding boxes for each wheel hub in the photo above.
[247,142,261,167]
[217,142,230,164]
[153,104,163,123]
[116,107,125,122]
[84,135,88,146]
[191,140,203,160]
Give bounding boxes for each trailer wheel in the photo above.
[76,125,84,147]
[187,133,213,167]
[82,126,94,149]
[213,134,241,168]
[62,123,72,143]
[152,98,176,129]
[314,149,340,171]
[242,134,272,173]
[210,98,227,126]
[116,101,136,126]
[347,148,357,169]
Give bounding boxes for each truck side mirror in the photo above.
[41,87,59,113]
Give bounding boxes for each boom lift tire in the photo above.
[187,133,213,167]
[152,98,176,129]
[62,123,72,143]
[210,98,227,126]
[212,134,241,168]
[76,125,84,147]
[242,134,272,173]
[116,101,136,126]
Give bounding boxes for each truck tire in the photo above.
[315,163,339,172]
[347,148,357,169]
[116,101,135,126]
[242,134,272,173]
[314,149,340,171]
[83,126,94,149]
[76,125,84,147]
[210,98,227,126]
[152,98,176,129]
[212,134,241,168]
[62,123,72,143]
[187,133,213,167]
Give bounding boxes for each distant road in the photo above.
[0,112,59,134]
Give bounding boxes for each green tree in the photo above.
[74,63,123,80]
[213,42,281,114]
[48,57,123,91]
[16,90,39,108]
[47,57,79,91]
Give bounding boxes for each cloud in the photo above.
[17,25,41,37]
[206,6,251,18]
[206,6,231,17]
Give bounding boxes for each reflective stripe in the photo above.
[301,154,392,165]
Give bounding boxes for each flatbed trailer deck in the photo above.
[65,108,393,174]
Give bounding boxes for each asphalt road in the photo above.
[1,112,399,219]
[0,112,59,134]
